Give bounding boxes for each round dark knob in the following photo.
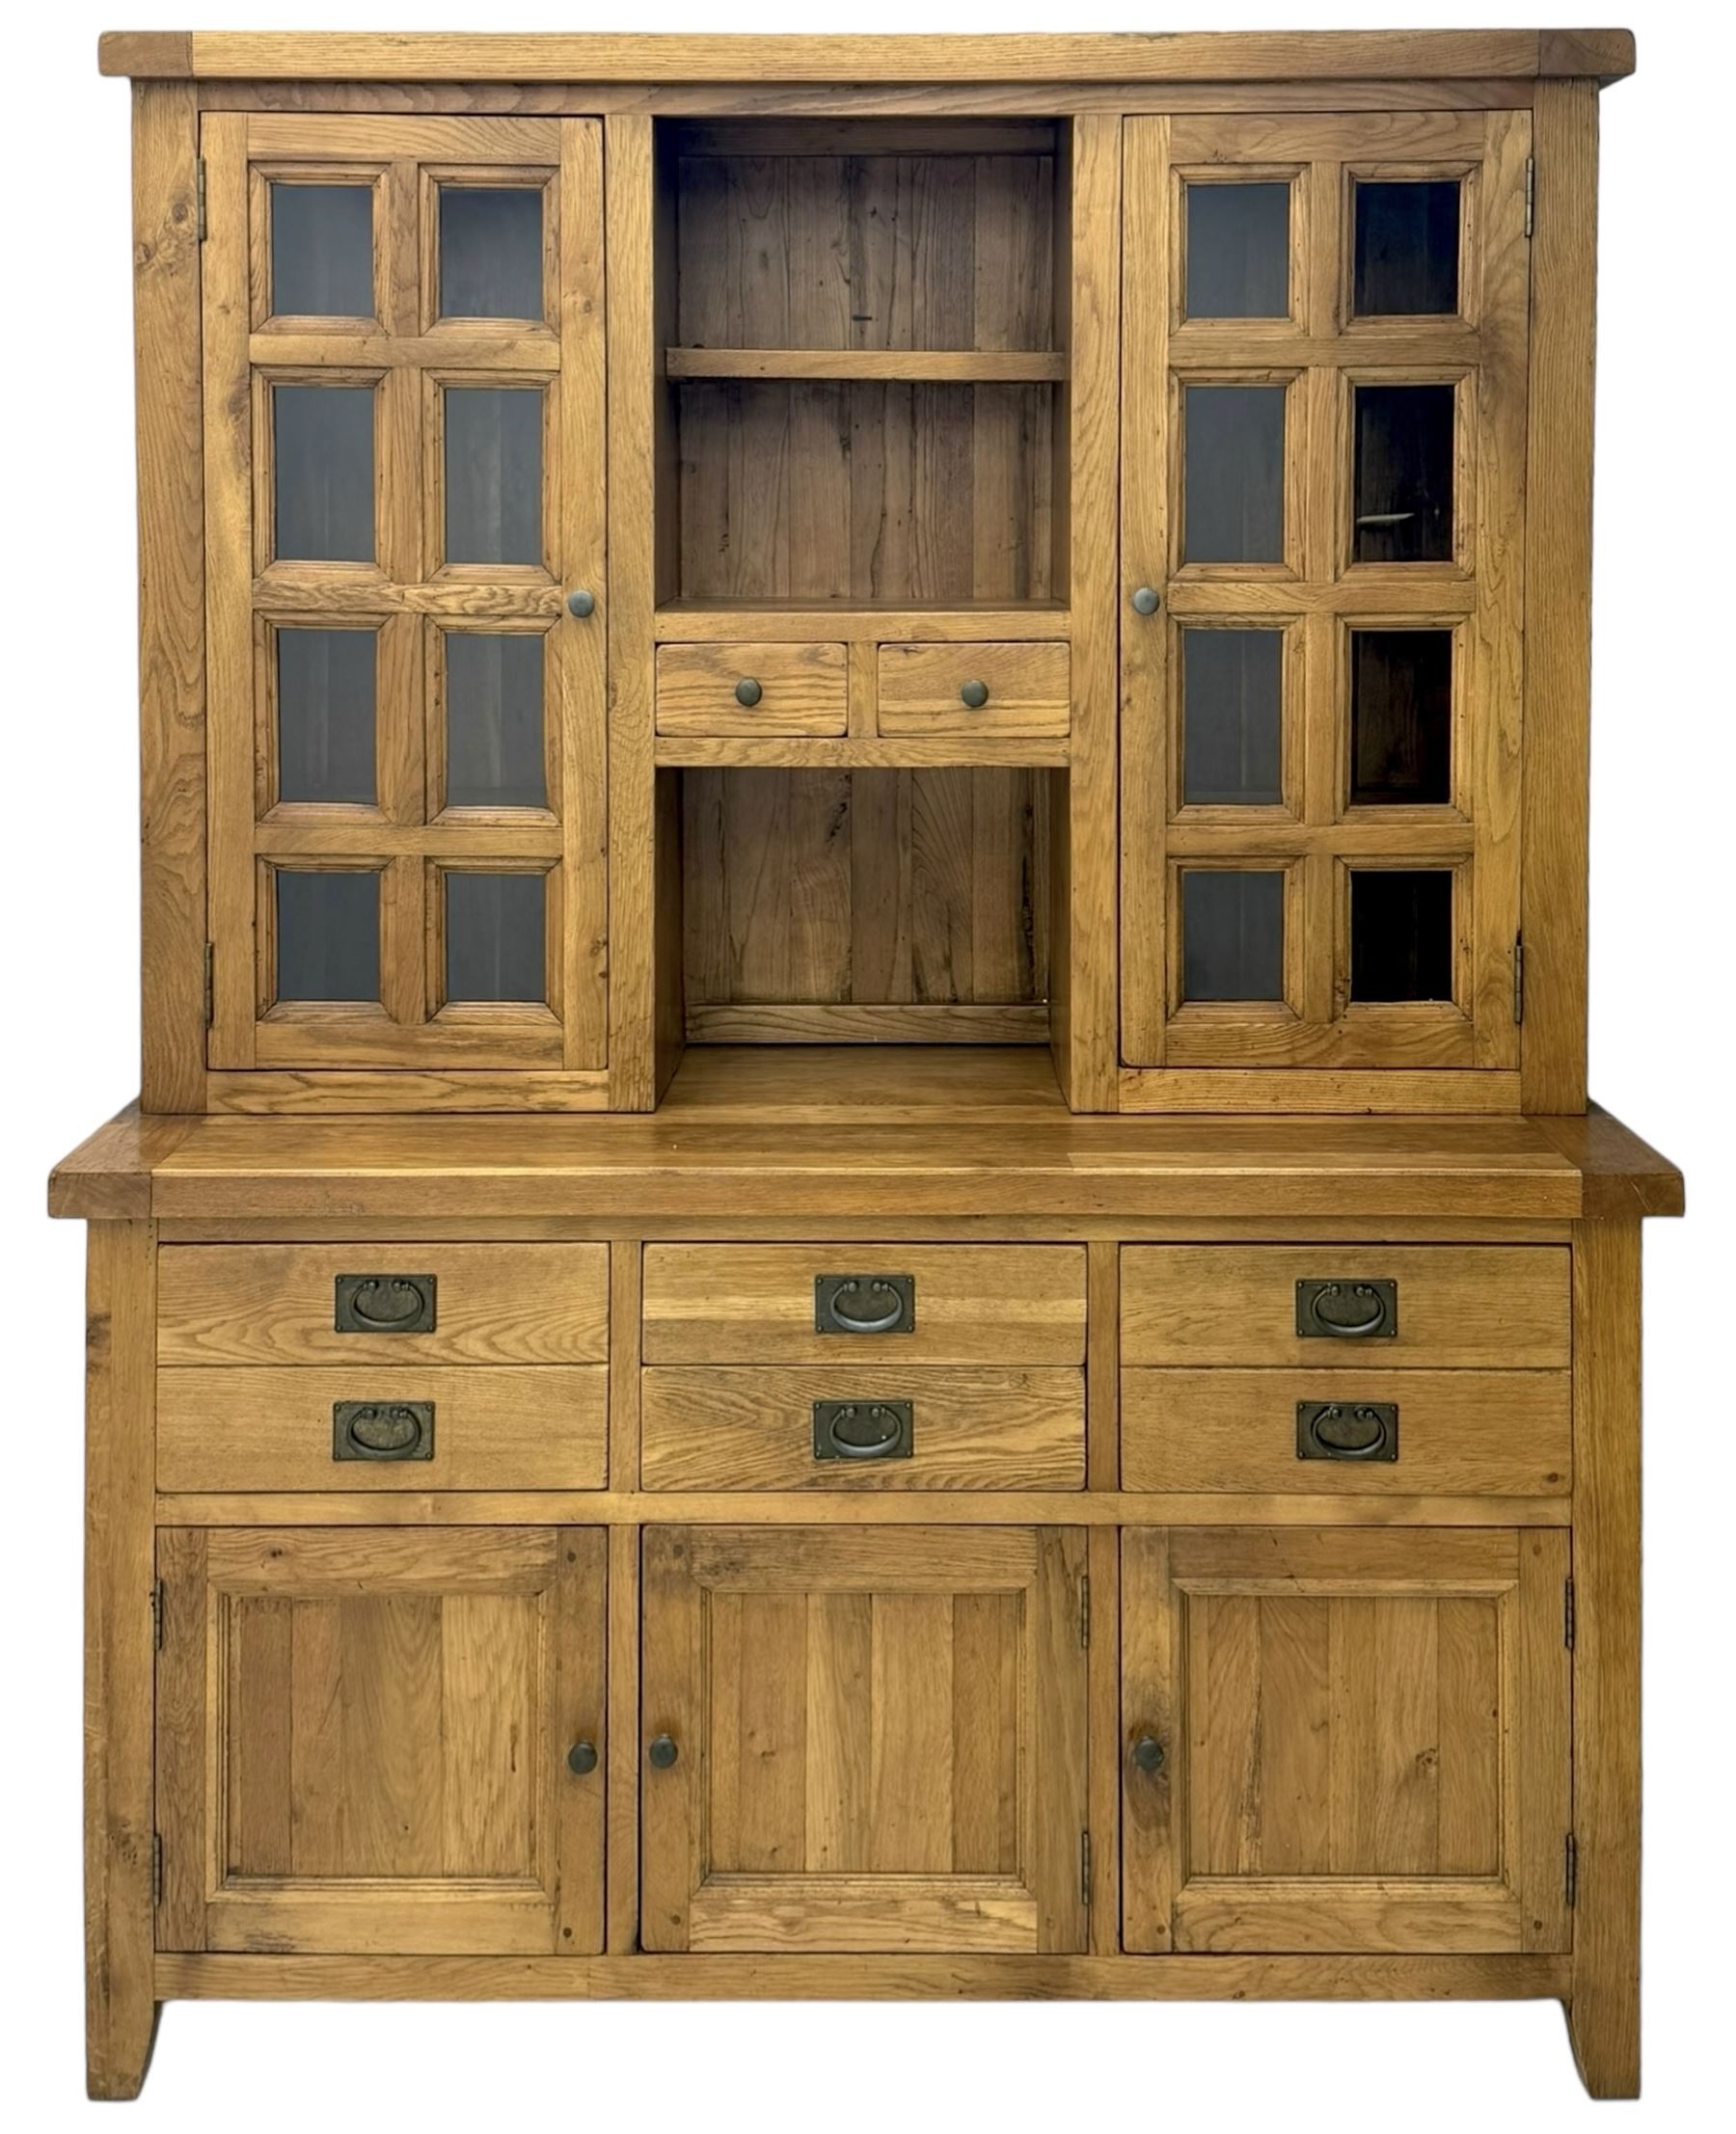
[566,588,595,618]
[566,1740,598,1776]
[959,679,990,710]
[1130,1735,1165,1774]
[647,1733,679,1769]
[734,677,762,708]
[1130,585,1159,616]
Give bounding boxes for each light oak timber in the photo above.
[153,1951,1574,2000]
[657,738,1070,770]
[652,604,1071,641]
[204,1070,612,1114]
[665,348,1068,383]
[99,31,1637,83]
[154,1217,1581,1246]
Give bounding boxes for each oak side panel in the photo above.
[133,83,208,1113]
[1567,1221,1642,2096]
[85,1224,160,2098]
[606,1524,641,1951]
[1521,80,1599,1112]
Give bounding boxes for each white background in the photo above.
[2,1,1729,2126]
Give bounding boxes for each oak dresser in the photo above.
[52,27,1680,2101]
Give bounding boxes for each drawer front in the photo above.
[157,1366,608,1491]
[877,641,1070,736]
[157,1244,609,1366]
[656,641,848,735]
[642,1245,1086,1364]
[1121,1246,1570,1368]
[1122,1369,1571,1496]
[641,1366,1084,1490]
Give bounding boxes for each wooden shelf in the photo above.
[655,737,1070,770]
[652,603,1071,641]
[665,347,1067,383]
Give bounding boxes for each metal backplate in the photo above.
[335,1273,438,1335]
[1296,1399,1398,1463]
[333,1400,436,1462]
[812,1399,914,1462]
[1295,1277,1397,1339]
[814,1273,916,1336]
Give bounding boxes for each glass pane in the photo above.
[439,187,544,321]
[277,628,376,805]
[274,385,374,563]
[1352,383,1454,563]
[1183,385,1285,564]
[444,388,543,566]
[446,872,547,1002]
[1184,182,1289,319]
[1350,869,1454,1001]
[1351,631,1452,805]
[1354,180,1461,317]
[1181,629,1283,805]
[1181,870,1285,1002]
[270,183,373,318]
[275,870,379,1002]
[445,633,547,809]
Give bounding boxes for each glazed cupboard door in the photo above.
[201,116,606,1095]
[1121,114,1530,1102]
[640,1526,1088,1953]
[1121,1528,1571,1954]
[155,1528,606,1954]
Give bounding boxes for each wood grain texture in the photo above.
[1567,1222,1642,2096]
[643,1243,1085,1364]
[877,642,1070,738]
[1121,1245,1571,1368]
[84,1225,159,2098]
[156,1366,607,1490]
[157,1242,608,1364]
[656,642,848,737]
[640,1364,1084,1491]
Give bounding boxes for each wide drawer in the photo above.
[640,1366,1085,1490]
[1121,1246,1570,1368]
[642,1245,1086,1364]
[1122,1369,1571,1496]
[656,641,848,735]
[156,1244,610,1366]
[877,641,1070,736]
[156,1366,608,1491]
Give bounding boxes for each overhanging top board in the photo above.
[97,30,1637,84]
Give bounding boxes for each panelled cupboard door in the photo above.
[640,1526,1089,1954]
[202,116,606,1084]
[155,1527,606,1955]
[1122,1528,1571,1956]
[1121,114,1530,1089]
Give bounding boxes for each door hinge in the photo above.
[1524,156,1535,238]
[1079,1574,1091,1649]
[1564,1577,1576,1651]
[151,1832,163,1907]
[151,1579,165,1652]
[1080,1830,1093,1907]
[196,158,207,242]
[203,941,214,1028]
[1512,932,1525,1026]
[1564,1830,1579,1908]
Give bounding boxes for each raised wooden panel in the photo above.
[158,1242,609,1364]
[156,1366,608,1491]
[1122,1370,1570,1496]
[641,1366,1084,1490]
[156,1526,606,1954]
[641,1525,1088,1952]
[643,1244,1086,1364]
[1121,1245,1570,1367]
[1122,1526,1571,1955]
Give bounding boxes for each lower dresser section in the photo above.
[147,1237,1579,1968]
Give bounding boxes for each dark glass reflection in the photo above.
[1354,180,1460,317]
[446,872,547,1002]
[1181,870,1285,1002]
[275,870,379,1002]
[1184,182,1289,319]
[1183,385,1286,564]
[1182,629,1283,806]
[1349,869,1454,1001]
[1350,631,1452,805]
[1352,384,1454,563]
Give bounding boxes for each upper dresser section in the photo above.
[104,33,1631,1118]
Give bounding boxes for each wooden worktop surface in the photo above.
[47,1048,1682,1225]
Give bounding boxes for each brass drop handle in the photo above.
[813,1399,913,1462]
[566,587,595,618]
[332,1399,434,1463]
[960,678,990,709]
[734,677,762,707]
[1131,1736,1166,1774]
[647,1733,679,1769]
[334,1273,436,1333]
[821,1278,909,1335]
[566,1740,598,1776]
[1130,585,1160,615]
[1296,1277,1397,1339]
